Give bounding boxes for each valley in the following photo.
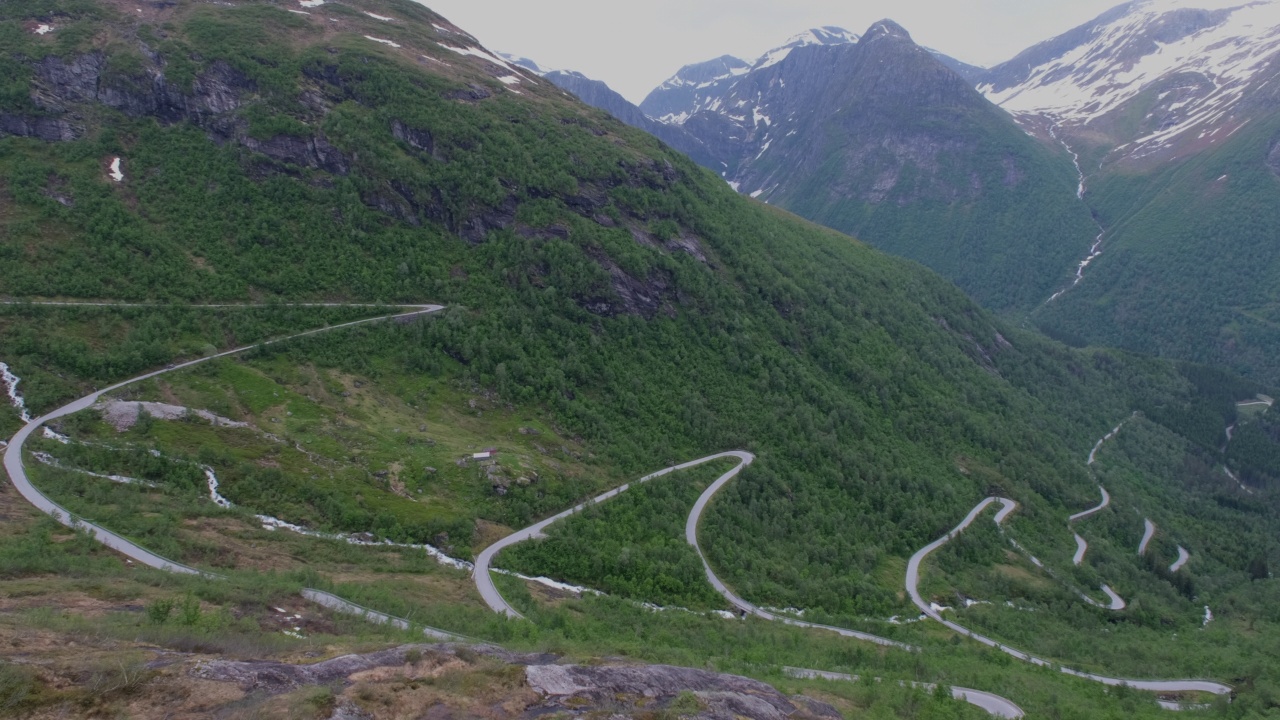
[4,0,1280,718]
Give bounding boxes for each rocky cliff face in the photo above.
[17,49,350,176]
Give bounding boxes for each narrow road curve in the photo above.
[1072,534,1089,566]
[783,667,1024,719]
[473,451,755,620]
[684,455,916,651]
[1139,519,1156,557]
[906,498,1231,696]
[1170,547,1191,573]
[1085,585,1126,612]
[1067,485,1110,566]
[3,305,442,578]
[1069,486,1111,521]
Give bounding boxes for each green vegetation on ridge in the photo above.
[3,0,1280,716]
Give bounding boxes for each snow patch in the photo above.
[108,158,124,182]
[497,76,521,85]
[298,0,324,6]
[441,45,517,72]
[1203,606,1214,625]
[33,24,53,35]
[364,36,401,48]
[364,11,394,21]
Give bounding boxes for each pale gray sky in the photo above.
[421,0,1124,103]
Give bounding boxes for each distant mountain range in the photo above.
[511,0,1280,383]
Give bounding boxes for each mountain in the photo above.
[5,1,1280,715]
[633,21,1097,310]
[638,28,861,126]
[640,54,756,127]
[980,0,1280,165]
[968,0,1280,384]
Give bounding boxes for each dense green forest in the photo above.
[1034,115,1280,386]
[771,116,1099,312]
[4,0,1280,716]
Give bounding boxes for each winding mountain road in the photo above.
[6,306,1232,706]
[472,451,755,620]
[1139,519,1156,556]
[684,456,916,651]
[1072,534,1088,566]
[906,497,1229,696]
[1069,486,1111,521]
[1066,485,1110,567]
[3,304,448,609]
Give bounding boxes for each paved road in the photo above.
[1066,485,1110,566]
[475,450,914,650]
[302,589,464,641]
[1170,546,1191,573]
[1072,533,1089,566]
[5,305,1228,702]
[473,451,755,620]
[783,667,1024,718]
[3,305,443,582]
[683,454,915,651]
[1068,485,1111,521]
[1139,519,1156,556]
[905,498,1231,696]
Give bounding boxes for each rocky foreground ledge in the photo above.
[193,643,841,720]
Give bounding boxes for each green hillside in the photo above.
[3,1,1280,717]
[1034,116,1280,386]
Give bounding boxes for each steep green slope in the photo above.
[675,22,1100,313]
[756,24,1098,312]
[4,1,1280,714]
[1034,116,1280,385]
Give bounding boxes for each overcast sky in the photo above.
[421,0,1124,103]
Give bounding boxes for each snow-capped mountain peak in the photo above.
[754,26,860,69]
[981,0,1280,160]
[640,28,859,124]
